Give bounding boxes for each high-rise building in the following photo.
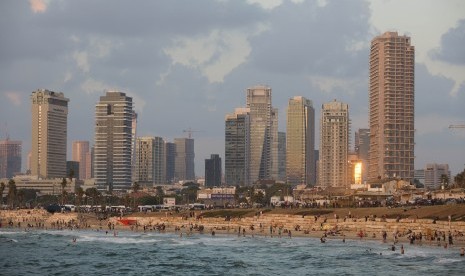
[205,154,222,187]
[355,129,370,183]
[424,163,450,190]
[135,136,166,186]
[174,138,195,181]
[319,100,350,188]
[31,89,69,179]
[72,141,91,180]
[66,161,80,180]
[286,96,315,186]
[165,142,176,183]
[368,32,415,182]
[94,91,133,192]
[278,132,286,182]
[225,108,250,186]
[246,85,278,183]
[0,139,22,179]
[131,111,138,181]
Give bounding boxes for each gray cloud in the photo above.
[430,19,465,65]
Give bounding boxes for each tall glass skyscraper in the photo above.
[368,32,415,182]
[174,138,195,181]
[246,85,278,183]
[225,108,250,186]
[286,96,315,186]
[0,139,22,179]
[94,91,133,192]
[31,89,69,179]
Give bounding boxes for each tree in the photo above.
[17,189,25,208]
[454,169,465,188]
[75,186,84,207]
[68,168,75,182]
[85,187,101,206]
[61,178,67,205]
[0,182,5,206]
[132,181,140,209]
[7,179,17,208]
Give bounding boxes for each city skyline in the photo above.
[1,1,464,177]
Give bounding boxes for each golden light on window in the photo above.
[354,162,362,184]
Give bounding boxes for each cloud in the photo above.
[430,19,465,65]
[5,92,22,106]
[73,51,90,72]
[29,0,47,13]
[80,78,108,94]
[164,26,266,83]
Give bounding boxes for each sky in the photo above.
[1,0,464,178]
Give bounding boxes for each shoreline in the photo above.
[2,209,465,252]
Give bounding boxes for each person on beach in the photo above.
[460,247,464,257]
[400,245,404,254]
[288,230,292,239]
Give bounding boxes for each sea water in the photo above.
[1,228,464,276]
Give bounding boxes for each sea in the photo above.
[0,228,464,276]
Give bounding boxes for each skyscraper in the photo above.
[165,142,176,183]
[72,141,91,180]
[0,139,22,179]
[225,108,250,186]
[278,132,286,182]
[424,163,450,190]
[205,154,222,187]
[355,129,370,183]
[174,138,195,181]
[131,111,138,182]
[369,32,415,182]
[319,100,349,188]
[31,89,69,179]
[94,91,133,192]
[286,96,315,186]
[246,85,278,183]
[135,136,166,186]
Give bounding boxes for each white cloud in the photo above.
[81,78,108,94]
[247,0,283,10]
[164,24,268,83]
[308,75,362,96]
[73,51,90,73]
[5,92,22,106]
[29,0,48,13]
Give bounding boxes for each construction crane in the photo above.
[183,128,202,139]
[449,125,465,129]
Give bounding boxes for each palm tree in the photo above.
[132,181,140,210]
[7,179,17,208]
[0,182,5,206]
[61,177,67,205]
[75,186,84,208]
[17,189,25,208]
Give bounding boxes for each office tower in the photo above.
[165,142,176,183]
[205,154,222,187]
[286,96,315,186]
[369,32,415,182]
[131,111,138,181]
[246,85,278,183]
[355,129,370,183]
[0,139,22,179]
[66,161,80,180]
[94,91,133,192]
[135,137,166,186]
[225,108,250,186]
[278,132,286,182]
[424,163,450,190]
[319,100,349,187]
[174,138,195,181]
[72,141,91,180]
[31,89,69,179]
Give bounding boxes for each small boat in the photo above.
[118,219,137,226]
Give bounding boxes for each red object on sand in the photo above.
[118,219,137,225]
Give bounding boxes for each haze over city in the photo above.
[1,0,464,176]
